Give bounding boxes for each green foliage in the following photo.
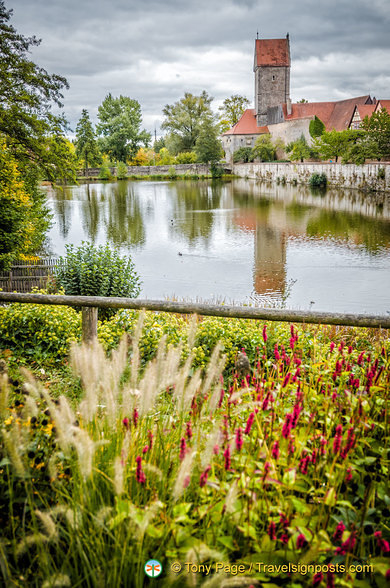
[286,134,314,162]
[309,115,325,138]
[218,94,250,133]
[314,129,363,163]
[0,322,389,585]
[98,161,112,180]
[75,109,101,173]
[252,134,277,161]
[195,116,223,164]
[162,91,214,154]
[0,139,51,270]
[233,147,254,163]
[56,243,141,319]
[168,166,178,179]
[210,163,223,179]
[116,161,128,180]
[153,136,165,153]
[361,107,390,160]
[0,1,76,184]
[378,167,386,180]
[97,94,151,162]
[309,172,327,188]
[175,151,198,164]
[0,301,80,360]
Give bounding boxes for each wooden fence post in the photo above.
[82,307,98,343]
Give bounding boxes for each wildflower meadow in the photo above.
[0,309,389,587]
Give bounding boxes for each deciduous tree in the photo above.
[361,108,390,160]
[162,91,213,154]
[97,94,151,162]
[218,94,250,133]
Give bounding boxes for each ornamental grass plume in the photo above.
[172,451,194,501]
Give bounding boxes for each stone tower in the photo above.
[254,34,291,126]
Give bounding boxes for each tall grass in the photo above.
[0,319,389,587]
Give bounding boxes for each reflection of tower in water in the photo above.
[254,225,286,296]
[233,208,287,298]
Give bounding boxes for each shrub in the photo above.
[233,147,253,163]
[0,302,80,361]
[378,167,386,180]
[56,242,141,319]
[168,166,178,179]
[98,162,112,180]
[116,161,128,180]
[309,172,327,188]
[175,151,197,164]
[211,163,223,179]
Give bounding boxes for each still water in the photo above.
[44,179,390,315]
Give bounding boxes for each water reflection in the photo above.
[44,179,390,313]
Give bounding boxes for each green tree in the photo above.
[97,94,151,162]
[195,117,223,166]
[313,129,362,163]
[0,139,51,270]
[161,91,213,154]
[361,108,390,160]
[252,134,278,161]
[75,109,101,176]
[0,1,75,183]
[286,134,315,162]
[218,94,250,133]
[233,147,254,163]
[153,136,165,153]
[309,116,325,139]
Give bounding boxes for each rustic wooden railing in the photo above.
[0,292,389,343]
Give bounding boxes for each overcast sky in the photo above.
[9,0,390,136]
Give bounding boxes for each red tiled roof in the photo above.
[282,95,372,131]
[355,104,376,120]
[223,109,269,135]
[328,96,371,131]
[255,38,290,67]
[377,100,390,113]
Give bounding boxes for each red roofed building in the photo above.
[221,35,388,163]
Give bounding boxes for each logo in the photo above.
[144,559,163,578]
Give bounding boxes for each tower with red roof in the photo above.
[254,34,291,126]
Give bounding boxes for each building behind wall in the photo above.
[222,35,386,163]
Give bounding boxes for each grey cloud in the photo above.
[8,0,390,132]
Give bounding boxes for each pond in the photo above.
[44,179,390,315]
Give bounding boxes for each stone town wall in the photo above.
[78,163,211,178]
[232,162,390,192]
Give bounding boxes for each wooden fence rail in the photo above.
[0,259,61,293]
[0,292,389,343]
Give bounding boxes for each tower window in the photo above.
[272,75,276,81]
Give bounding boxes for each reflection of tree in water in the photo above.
[306,210,390,254]
[170,181,222,247]
[80,184,102,243]
[105,182,145,247]
[50,186,74,239]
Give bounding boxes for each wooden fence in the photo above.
[0,258,60,292]
[0,292,389,344]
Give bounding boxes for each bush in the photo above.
[309,115,325,138]
[116,161,128,180]
[233,147,253,163]
[56,243,141,319]
[175,151,198,164]
[168,166,178,179]
[98,162,112,180]
[309,172,327,188]
[0,302,81,361]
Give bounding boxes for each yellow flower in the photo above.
[4,416,13,426]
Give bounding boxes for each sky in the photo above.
[9,0,390,136]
